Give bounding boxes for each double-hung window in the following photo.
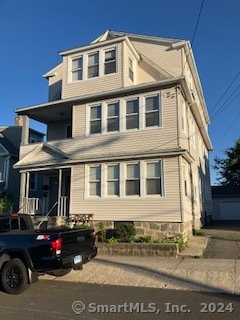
[89,166,101,196]
[129,57,134,82]
[107,165,119,196]
[126,163,140,196]
[145,94,160,127]
[90,105,101,134]
[88,52,99,78]
[126,98,139,130]
[107,102,119,132]
[104,49,116,75]
[146,162,162,195]
[72,57,83,81]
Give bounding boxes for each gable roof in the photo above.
[59,30,185,56]
[0,132,18,156]
[14,142,71,169]
[90,29,183,45]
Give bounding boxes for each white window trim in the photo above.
[68,45,117,84]
[143,93,162,129]
[86,91,162,136]
[85,160,164,199]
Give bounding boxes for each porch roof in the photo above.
[14,78,183,124]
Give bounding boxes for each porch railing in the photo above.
[21,197,69,216]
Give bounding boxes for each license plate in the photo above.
[74,255,82,264]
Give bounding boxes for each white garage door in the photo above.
[221,201,240,220]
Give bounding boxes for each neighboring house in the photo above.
[0,123,44,211]
[14,30,213,238]
[212,186,240,220]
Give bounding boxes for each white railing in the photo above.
[22,197,39,214]
[22,196,68,216]
[58,196,69,217]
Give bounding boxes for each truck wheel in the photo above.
[47,269,72,277]
[1,258,28,294]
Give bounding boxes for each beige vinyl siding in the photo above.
[72,103,86,138]
[70,157,181,222]
[177,90,189,151]
[19,88,179,164]
[131,40,182,78]
[62,43,123,99]
[48,63,63,101]
[123,41,138,86]
[138,59,166,84]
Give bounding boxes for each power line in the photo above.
[209,71,240,116]
[180,0,205,78]
[191,0,205,46]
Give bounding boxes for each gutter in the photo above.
[14,77,184,114]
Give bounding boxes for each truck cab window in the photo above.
[11,218,20,231]
[0,218,10,233]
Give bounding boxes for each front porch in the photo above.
[19,168,71,217]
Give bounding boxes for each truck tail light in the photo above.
[93,232,97,244]
[51,238,62,256]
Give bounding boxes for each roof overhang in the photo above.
[14,78,183,123]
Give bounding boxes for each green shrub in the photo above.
[0,194,13,213]
[98,222,107,242]
[107,237,118,244]
[115,223,136,243]
[134,235,153,243]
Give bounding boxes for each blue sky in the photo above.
[0,0,239,185]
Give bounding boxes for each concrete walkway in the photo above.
[41,236,240,295]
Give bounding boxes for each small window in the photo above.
[90,105,101,134]
[107,165,119,196]
[88,52,99,78]
[126,99,139,130]
[126,163,140,196]
[72,57,83,81]
[145,95,160,127]
[107,102,119,132]
[104,49,116,75]
[146,162,162,195]
[89,166,101,196]
[129,57,134,82]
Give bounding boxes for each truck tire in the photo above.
[1,258,28,294]
[47,268,72,277]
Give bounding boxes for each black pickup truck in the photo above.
[0,213,97,294]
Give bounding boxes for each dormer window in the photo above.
[104,49,116,75]
[88,52,99,78]
[69,46,117,82]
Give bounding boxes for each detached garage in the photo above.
[212,186,240,221]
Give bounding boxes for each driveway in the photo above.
[202,221,240,259]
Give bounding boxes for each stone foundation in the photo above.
[93,220,193,240]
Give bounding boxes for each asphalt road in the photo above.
[0,280,239,320]
[203,222,240,259]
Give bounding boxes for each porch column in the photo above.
[57,169,62,216]
[19,172,27,212]
[21,115,29,146]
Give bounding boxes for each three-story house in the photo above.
[14,30,213,238]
